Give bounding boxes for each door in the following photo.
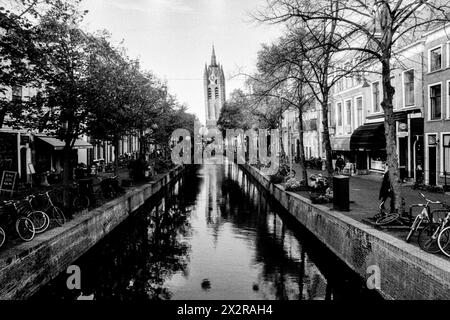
[399,137,408,180]
[428,146,437,186]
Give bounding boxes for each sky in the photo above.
[79,0,283,124]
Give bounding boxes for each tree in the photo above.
[249,41,314,181]
[217,89,254,133]
[85,35,139,176]
[23,0,93,205]
[257,0,450,210]
[0,1,49,128]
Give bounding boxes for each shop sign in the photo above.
[0,171,18,196]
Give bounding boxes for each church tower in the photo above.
[204,46,226,128]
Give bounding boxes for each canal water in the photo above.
[33,162,381,300]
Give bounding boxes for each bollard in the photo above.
[333,175,350,211]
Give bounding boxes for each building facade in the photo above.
[204,46,226,128]
[422,26,450,187]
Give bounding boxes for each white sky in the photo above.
[79,0,283,124]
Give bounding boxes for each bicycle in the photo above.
[437,219,450,257]
[38,191,66,226]
[276,163,296,178]
[419,210,450,254]
[1,200,36,242]
[23,195,50,234]
[72,180,90,212]
[405,193,444,243]
[374,198,409,226]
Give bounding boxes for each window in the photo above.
[443,134,450,175]
[429,83,442,120]
[345,100,352,132]
[430,46,442,72]
[12,86,22,102]
[215,87,219,98]
[404,70,415,107]
[207,88,212,99]
[337,102,342,126]
[328,103,335,128]
[372,81,380,112]
[356,97,363,127]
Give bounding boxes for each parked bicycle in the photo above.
[276,163,296,178]
[72,180,90,212]
[0,200,36,243]
[437,218,450,257]
[419,209,450,254]
[38,191,66,226]
[24,195,50,234]
[405,193,444,243]
[73,175,121,209]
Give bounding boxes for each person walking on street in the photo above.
[379,164,395,214]
[335,155,345,174]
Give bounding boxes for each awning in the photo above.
[350,122,385,151]
[331,136,351,151]
[35,135,93,150]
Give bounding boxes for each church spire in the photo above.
[211,45,217,66]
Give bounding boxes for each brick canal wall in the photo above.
[241,164,450,300]
[0,166,184,300]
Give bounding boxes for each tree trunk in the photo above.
[279,117,285,160]
[0,109,6,129]
[113,136,120,177]
[381,60,401,211]
[297,110,308,182]
[321,98,334,184]
[62,143,72,211]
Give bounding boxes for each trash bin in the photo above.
[333,175,349,211]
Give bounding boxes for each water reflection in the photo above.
[34,162,381,300]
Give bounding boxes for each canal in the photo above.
[33,162,381,300]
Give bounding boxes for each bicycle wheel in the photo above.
[0,226,5,248]
[406,215,421,243]
[375,213,400,226]
[28,210,50,233]
[51,207,66,226]
[16,217,35,241]
[73,195,90,211]
[418,223,442,253]
[437,226,450,258]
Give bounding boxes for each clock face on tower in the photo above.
[209,75,216,83]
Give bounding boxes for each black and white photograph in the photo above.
[0,0,449,310]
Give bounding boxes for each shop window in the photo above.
[370,150,386,171]
[429,83,442,120]
[404,70,414,106]
[372,81,380,112]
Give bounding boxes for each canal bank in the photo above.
[0,165,184,300]
[241,164,450,300]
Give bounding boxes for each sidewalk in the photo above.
[290,163,450,242]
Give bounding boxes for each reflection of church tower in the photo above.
[204,46,226,128]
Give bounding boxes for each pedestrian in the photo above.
[335,155,345,174]
[379,164,395,214]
